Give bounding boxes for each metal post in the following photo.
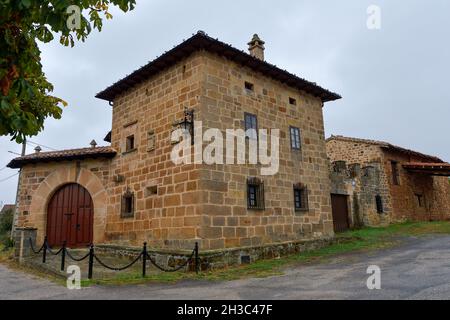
[60,241,66,271]
[88,244,94,280]
[42,236,47,263]
[195,242,199,274]
[142,242,147,278]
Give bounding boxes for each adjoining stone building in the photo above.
[8,32,341,253]
[327,135,450,231]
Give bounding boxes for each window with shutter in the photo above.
[293,183,309,212]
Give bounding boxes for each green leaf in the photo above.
[0,0,136,143]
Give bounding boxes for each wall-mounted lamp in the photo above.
[173,107,194,144]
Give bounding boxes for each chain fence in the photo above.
[28,237,200,280]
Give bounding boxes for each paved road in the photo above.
[1,235,450,300]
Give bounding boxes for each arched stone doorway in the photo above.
[47,183,94,248]
[29,166,107,246]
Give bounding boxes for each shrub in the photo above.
[0,235,14,249]
[0,209,14,235]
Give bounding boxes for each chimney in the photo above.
[90,140,97,148]
[34,146,42,153]
[248,34,265,61]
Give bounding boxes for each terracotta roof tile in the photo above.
[7,146,117,169]
[96,31,341,103]
[327,135,444,163]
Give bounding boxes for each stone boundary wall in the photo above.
[95,236,348,270]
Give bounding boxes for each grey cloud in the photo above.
[1,0,449,204]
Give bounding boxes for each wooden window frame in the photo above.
[293,183,309,212]
[244,112,258,140]
[247,177,265,210]
[125,135,136,153]
[289,126,301,150]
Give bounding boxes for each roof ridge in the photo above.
[16,146,115,159]
[96,31,341,103]
[7,146,117,169]
[327,135,444,163]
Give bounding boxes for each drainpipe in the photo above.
[10,141,26,240]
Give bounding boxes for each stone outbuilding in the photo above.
[327,135,450,231]
[8,32,341,253]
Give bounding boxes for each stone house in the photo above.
[326,135,450,231]
[8,32,341,252]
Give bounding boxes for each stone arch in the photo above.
[29,166,107,245]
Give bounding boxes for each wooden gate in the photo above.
[331,194,350,233]
[46,183,93,248]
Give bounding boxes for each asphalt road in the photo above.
[1,235,450,300]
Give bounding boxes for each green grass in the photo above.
[3,221,450,287]
[81,221,450,287]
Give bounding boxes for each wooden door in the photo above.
[331,194,350,233]
[46,183,93,248]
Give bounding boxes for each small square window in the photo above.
[244,81,254,91]
[126,135,135,152]
[290,126,301,150]
[289,97,297,105]
[294,184,308,212]
[146,186,158,197]
[121,191,134,218]
[247,177,265,210]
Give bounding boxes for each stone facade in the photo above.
[11,33,339,252]
[327,136,450,226]
[330,161,391,228]
[15,160,111,245]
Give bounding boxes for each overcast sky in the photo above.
[1,0,449,206]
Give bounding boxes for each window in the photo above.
[416,194,424,207]
[244,81,254,91]
[121,191,134,218]
[289,97,297,105]
[147,130,156,152]
[376,195,384,214]
[293,183,309,211]
[146,186,158,197]
[247,177,265,210]
[290,126,301,150]
[391,161,400,185]
[244,113,258,140]
[126,135,135,152]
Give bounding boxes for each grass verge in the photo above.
[82,221,450,287]
[2,221,450,287]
